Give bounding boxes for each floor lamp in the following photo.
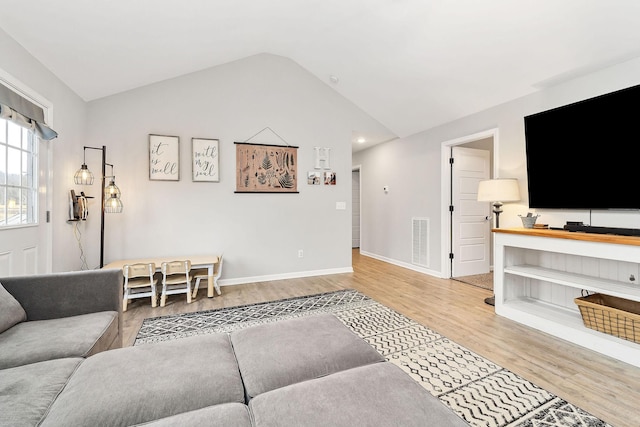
[477,178,520,306]
[74,145,123,268]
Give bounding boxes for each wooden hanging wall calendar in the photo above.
[235,142,298,193]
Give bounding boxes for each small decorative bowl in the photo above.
[519,214,540,229]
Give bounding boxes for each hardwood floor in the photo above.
[123,249,640,427]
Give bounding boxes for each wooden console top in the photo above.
[493,227,640,247]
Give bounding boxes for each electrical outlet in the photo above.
[298,250,304,258]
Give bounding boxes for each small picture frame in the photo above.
[324,171,336,185]
[307,171,321,185]
[149,134,180,181]
[192,138,220,182]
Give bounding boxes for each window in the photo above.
[0,117,38,227]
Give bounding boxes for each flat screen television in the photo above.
[524,83,640,210]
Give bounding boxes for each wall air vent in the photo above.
[412,217,429,267]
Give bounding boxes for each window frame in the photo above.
[0,117,39,229]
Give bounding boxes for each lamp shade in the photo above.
[104,194,123,213]
[105,178,121,199]
[74,164,94,185]
[477,179,520,202]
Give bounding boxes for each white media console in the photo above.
[494,228,640,368]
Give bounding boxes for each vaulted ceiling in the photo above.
[2,0,640,151]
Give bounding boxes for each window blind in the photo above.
[0,83,57,140]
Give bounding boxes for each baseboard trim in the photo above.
[219,266,354,287]
[218,251,444,287]
[359,251,445,278]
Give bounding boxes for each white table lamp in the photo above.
[477,179,520,228]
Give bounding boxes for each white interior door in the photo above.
[451,146,490,277]
[0,134,50,277]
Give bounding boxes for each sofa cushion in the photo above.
[0,311,118,369]
[249,362,468,427]
[230,313,385,399]
[0,358,83,427]
[133,403,252,427]
[41,333,245,427]
[0,282,26,334]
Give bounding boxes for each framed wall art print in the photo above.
[192,138,220,182]
[149,134,180,181]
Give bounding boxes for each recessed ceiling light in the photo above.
[329,75,339,84]
[357,137,366,144]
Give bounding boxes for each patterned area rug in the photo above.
[135,289,611,427]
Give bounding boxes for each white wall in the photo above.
[353,132,444,275]
[354,57,640,277]
[0,28,88,273]
[82,53,392,282]
[6,20,640,281]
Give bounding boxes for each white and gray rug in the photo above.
[135,289,611,427]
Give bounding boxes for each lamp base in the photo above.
[492,202,503,228]
[484,295,495,306]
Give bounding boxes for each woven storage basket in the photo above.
[574,293,640,344]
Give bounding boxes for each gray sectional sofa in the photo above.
[0,269,123,426]
[1,270,468,426]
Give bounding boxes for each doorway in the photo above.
[352,167,361,249]
[440,129,496,279]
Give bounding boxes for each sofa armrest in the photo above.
[0,269,123,321]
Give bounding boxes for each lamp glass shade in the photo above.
[105,178,121,199]
[477,179,520,202]
[74,164,94,185]
[104,194,123,213]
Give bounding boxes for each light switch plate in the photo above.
[336,202,346,210]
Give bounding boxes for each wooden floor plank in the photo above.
[123,249,640,427]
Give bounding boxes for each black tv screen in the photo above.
[524,84,640,210]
